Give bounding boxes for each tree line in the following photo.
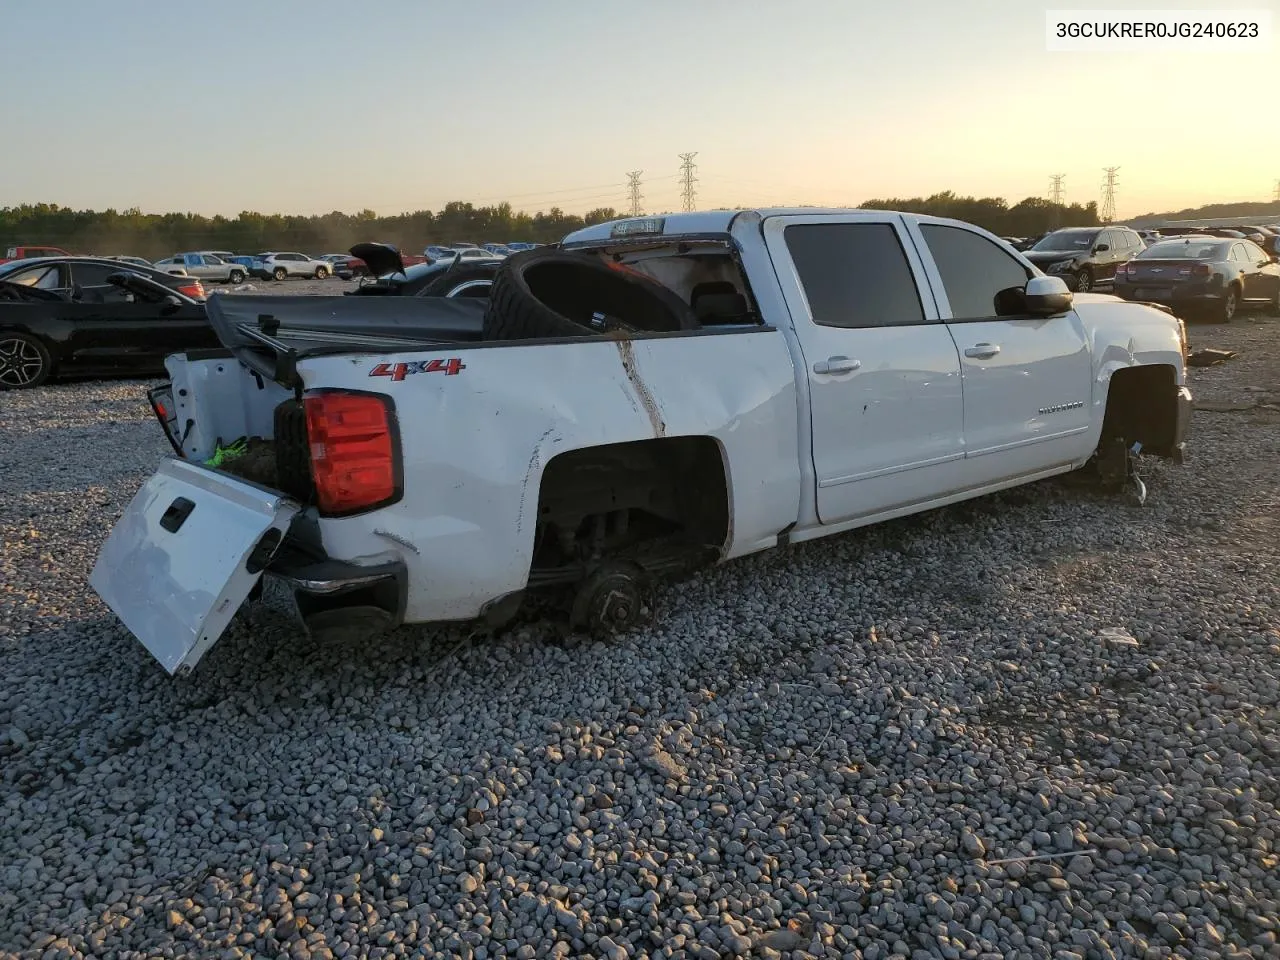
[6,192,1273,259]
[0,202,626,260]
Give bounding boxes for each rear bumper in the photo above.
[265,544,408,634]
[1115,280,1225,308]
[1171,385,1192,462]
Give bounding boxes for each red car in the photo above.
[1,244,73,265]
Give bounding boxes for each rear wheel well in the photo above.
[530,436,729,586]
[1100,364,1179,456]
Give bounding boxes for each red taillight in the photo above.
[304,391,400,516]
[178,282,205,299]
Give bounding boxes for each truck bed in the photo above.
[206,293,488,350]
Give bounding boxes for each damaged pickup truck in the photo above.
[90,209,1192,675]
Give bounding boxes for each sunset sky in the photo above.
[3,0,1276,219]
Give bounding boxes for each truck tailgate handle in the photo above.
[160,497,195,533]
[964,343,1001,359]
[813,356,861,375]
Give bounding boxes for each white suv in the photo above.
[254,252,333,281]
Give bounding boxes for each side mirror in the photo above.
[1094,243,1110,253]
[1024,275,1073,316]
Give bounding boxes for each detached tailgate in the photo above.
[90,458,299,675]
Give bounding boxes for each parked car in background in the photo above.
[0,269,215,389]
[0,256,206,301]
[1203,228,1246,239]
[1023,226,1144,292]
[481,243,513,256]
[447,248,505,265]
[318,253,366,279]
[109,256,157,269]
[1114,235,1280,322]
[345,242,499,298]
[1,244,74,265]
[153,252,249,284]
[505,242,541,252]
[252,252,335,281]
[423,245,456,263]
[1222,226,1275,246]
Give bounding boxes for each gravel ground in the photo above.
[1,313,1278,960]
[212,277,360,298]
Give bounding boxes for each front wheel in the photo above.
[0,333,54,390]
[315,266,329,279]
[1074,269,1093,293]
[273,267,288,282]
[228,269,246,284]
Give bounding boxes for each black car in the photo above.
[1023,226,1144,292]
[344,242,499,298]
[0,271,216,389]
[0,256,207,301]
[1113,235,1280,322]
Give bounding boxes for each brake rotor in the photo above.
[570,560,647,634]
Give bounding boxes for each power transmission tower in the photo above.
[678,153,698,212]
[1100,166,1120,223]
[1273,179,1280,202]
[1048,174,1066,228]
[1048,174,1066,205]
[625,171,643,217]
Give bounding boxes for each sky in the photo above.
[2,0,1276,220]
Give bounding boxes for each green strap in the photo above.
[205,437,249,468]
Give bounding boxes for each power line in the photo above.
[626,171,644,217]
[1100,166,1120,223]
[678,153,698,213]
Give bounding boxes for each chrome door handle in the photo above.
[964,343,1001,359]
[813,356,861,374]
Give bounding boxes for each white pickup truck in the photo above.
[90,209,1192,675]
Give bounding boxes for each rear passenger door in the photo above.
[911,219,1096,483]
[764,215,967,525]
[1095,230,1119,282]
[1237,241,1276,301]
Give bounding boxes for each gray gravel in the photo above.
[212,277,360,298]
[1,314,1278,959]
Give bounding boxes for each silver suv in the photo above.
[254,252,333,281]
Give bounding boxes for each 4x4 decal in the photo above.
[369,359,466,381]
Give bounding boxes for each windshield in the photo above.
[1031,231,1098,252]
[1140,240,1227,260]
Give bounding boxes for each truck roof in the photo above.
[561,208,911,245]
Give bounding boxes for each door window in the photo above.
[1240,241,1266,263]
[4,264,64,289]
[783,222,927,328]
[70,263,123,286]
[919,224,1032,320]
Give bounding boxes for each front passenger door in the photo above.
[912,220,1096,484]
[765,215,967,525]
